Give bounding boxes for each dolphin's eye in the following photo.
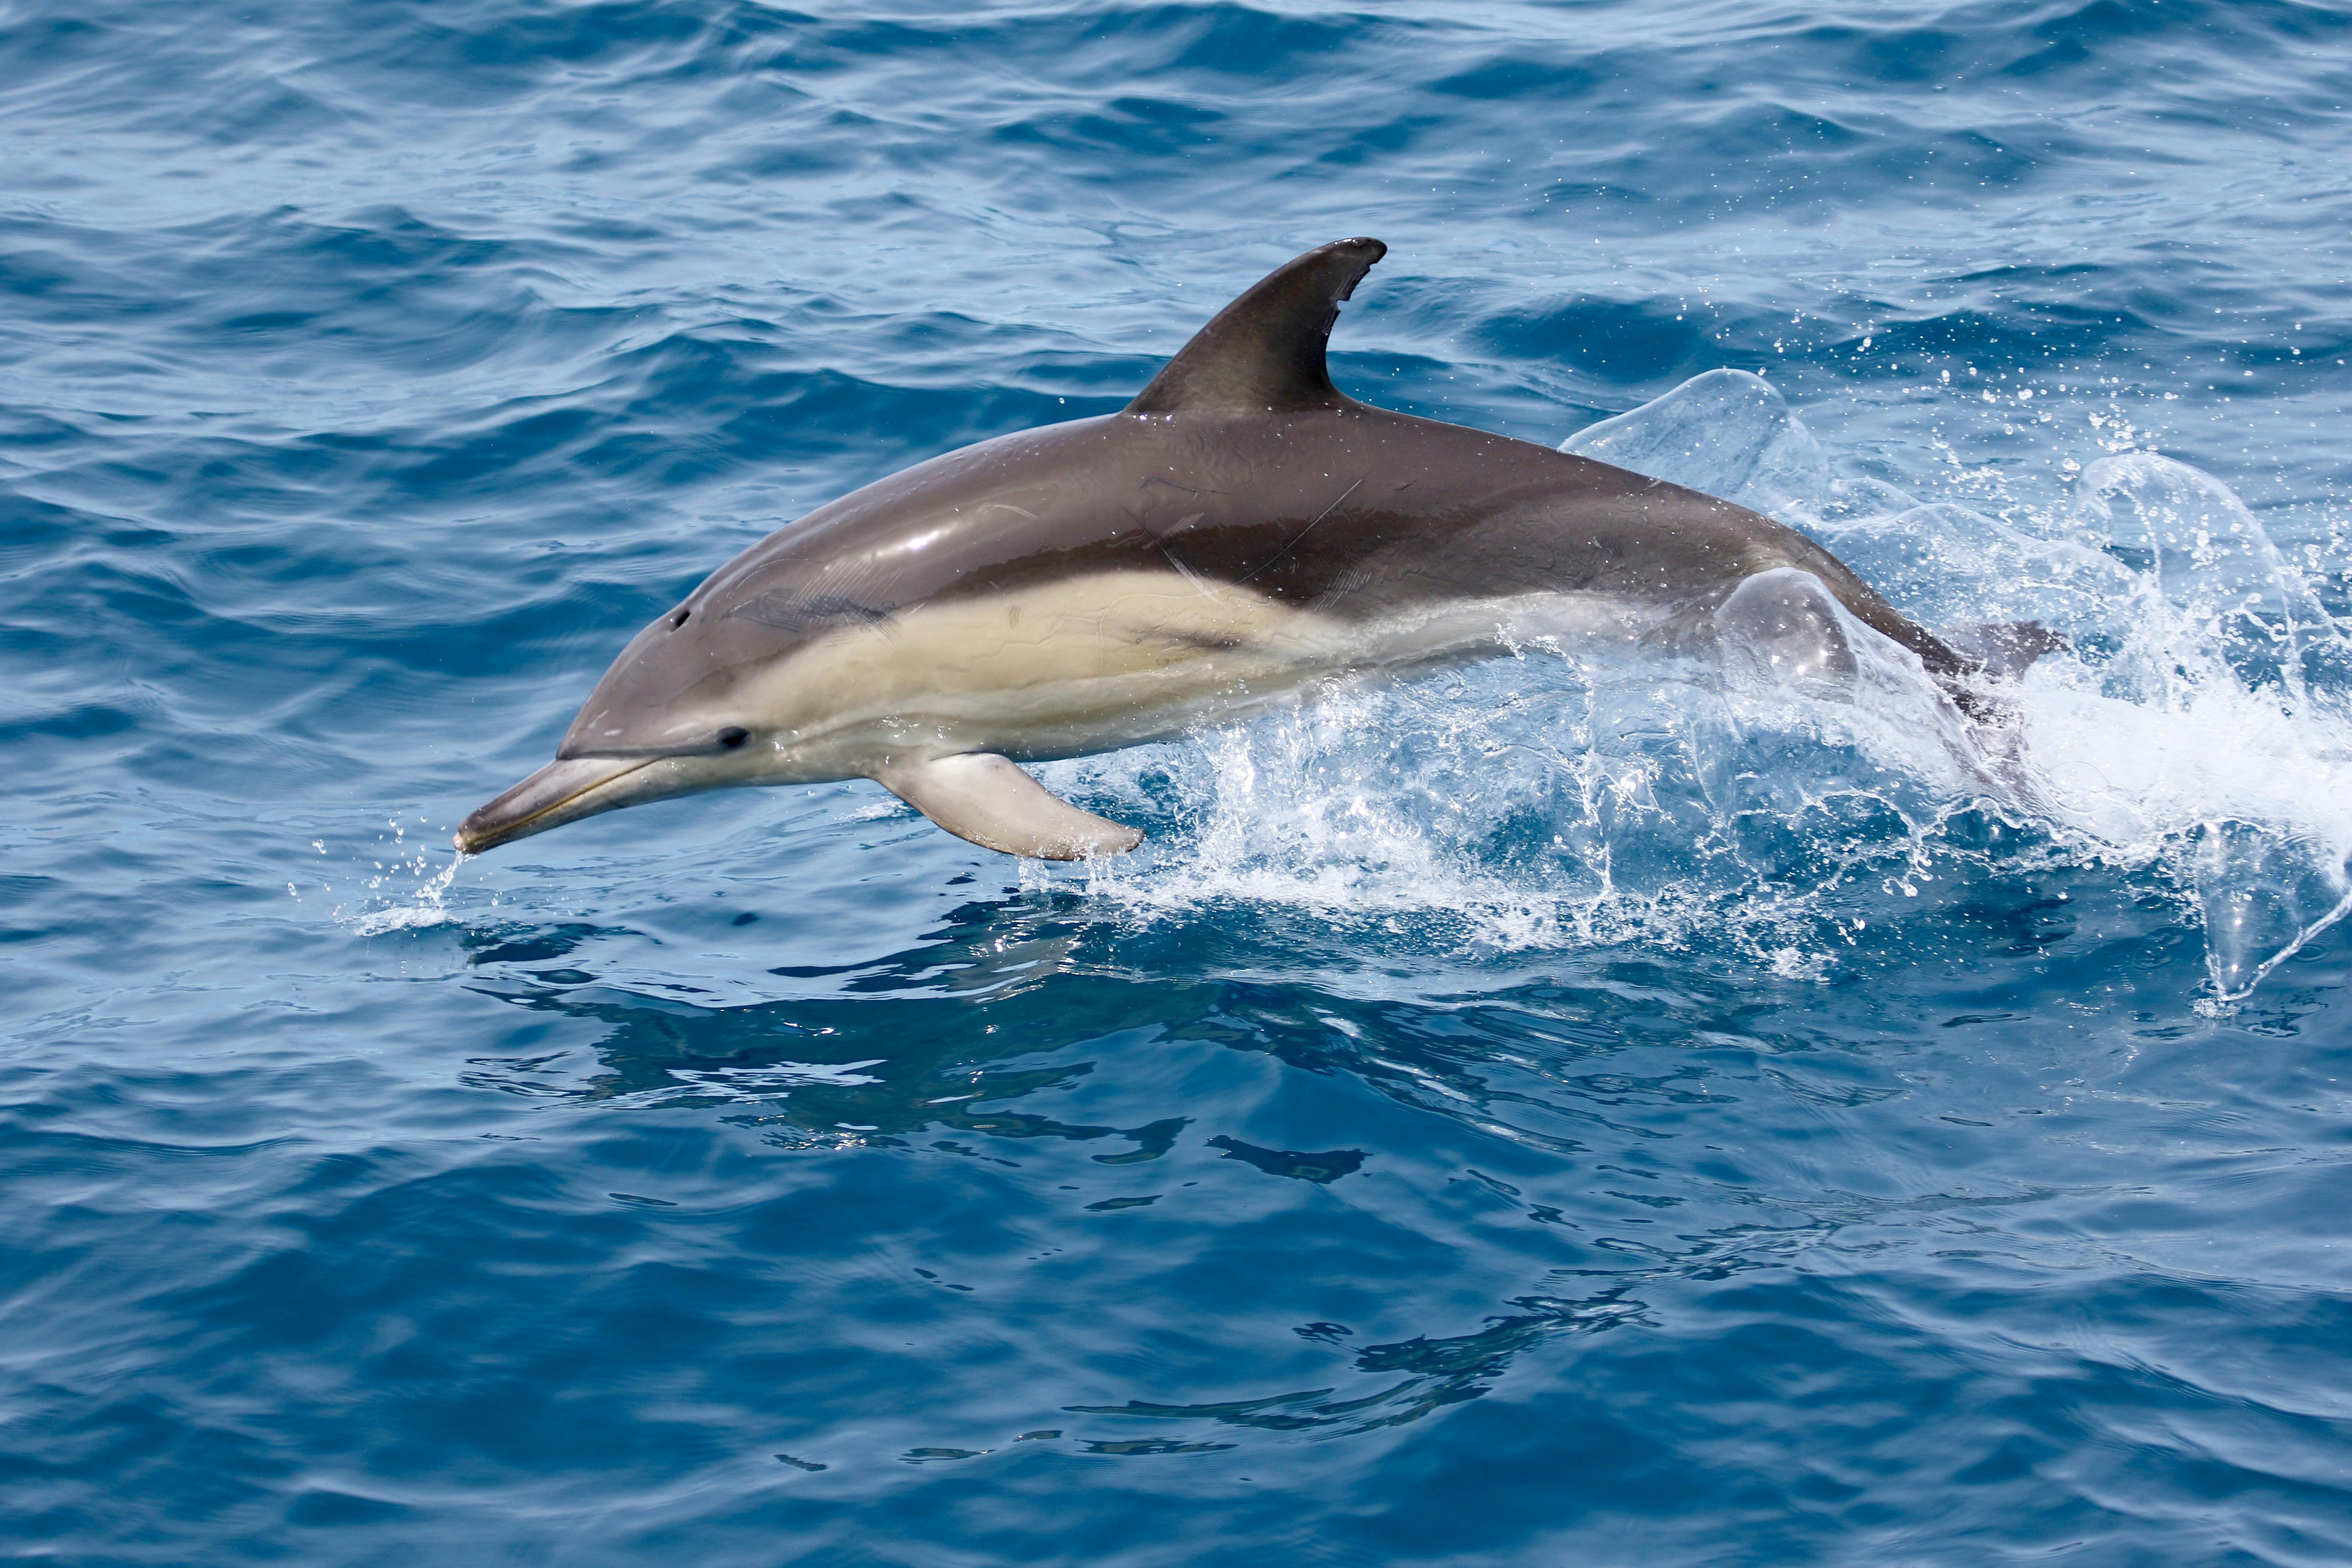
[717,726,749,749]
[668,607,692,629]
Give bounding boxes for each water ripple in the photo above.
[7,0,2352,1562]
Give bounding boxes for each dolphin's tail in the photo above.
[1715,565,2064,729]
[1711,570,2060,817]
[1933,622,2068,729]
[1936,621,2070,682]
[1793,554,2063,718]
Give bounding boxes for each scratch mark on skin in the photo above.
[1160,540,1209,589]
[1238,475,1365,585]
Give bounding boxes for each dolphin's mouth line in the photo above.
[456,756,654,854]
[505,759,650,831]
[556,743,733,760]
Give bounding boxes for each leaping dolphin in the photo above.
[456,237,2000,861]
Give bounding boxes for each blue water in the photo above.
[9,1,2352,1562]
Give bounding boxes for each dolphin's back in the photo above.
[688,402,1959,678]
[674,233,1963,683]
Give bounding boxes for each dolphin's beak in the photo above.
[455,756,654,854]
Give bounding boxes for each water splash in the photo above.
[1562,366,1829,518]
[1569,373,2352,1001]
[343,855,467,936]
[1044,372,2352,1002]
[335,815,472,936]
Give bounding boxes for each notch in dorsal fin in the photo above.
[1127,237,1386,416]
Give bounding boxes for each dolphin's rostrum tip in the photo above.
[457,755,657,856]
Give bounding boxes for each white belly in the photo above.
[739,569,1684,775]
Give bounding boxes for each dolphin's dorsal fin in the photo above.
[1127,237,1386,416]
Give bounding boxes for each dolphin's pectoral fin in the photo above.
[873,754,1145,861]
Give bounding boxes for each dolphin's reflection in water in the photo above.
[445,895,1863,1450]
[457,901,1196,1158]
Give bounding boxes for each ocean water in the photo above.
[7,0,2352,1562]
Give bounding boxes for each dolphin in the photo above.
[456,237,2005,862]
